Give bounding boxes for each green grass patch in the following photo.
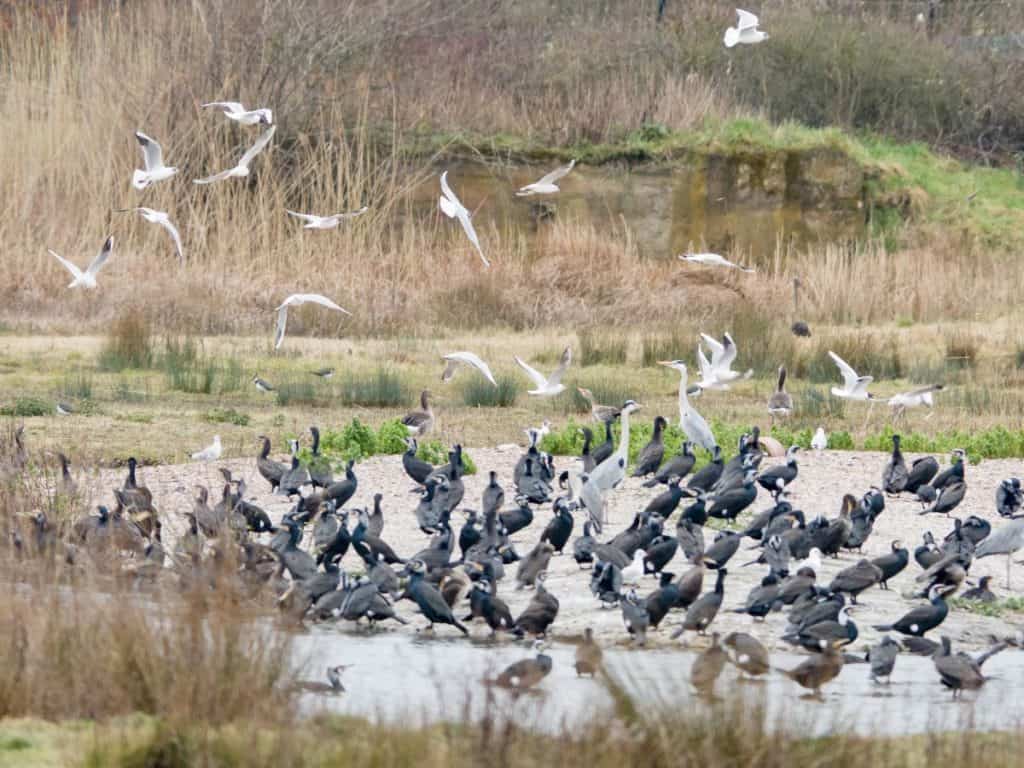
[336,368,408,407]
[950,596,1024,618]
[461,375,519,408]
[578,329,628,366]
[0,397,50,417]
[203,408,250,427]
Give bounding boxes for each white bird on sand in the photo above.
[439,171,489,267]
[622,549,646,585]
[48,236,113,289]
[515,160,576,196]
[811,427,827,452]
[515,346,571,396]
[828,350,875,400]
[131,131,177,190]
[794,547,822,574]
[888,385,943,418]
[116,207,184,265]
[724,9,768,48]
[191,435,222,462]
[201,101,273,126]
[286,207,369,229]
[659,361,717,453]
[194,125,276,184]
[274,293,351,350]
[441,351,497,386]
[679,252,755,273]
[579,400,642,526]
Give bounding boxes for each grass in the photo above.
[97,311,154,372]
[578,330,628,366]
[202,408,250,427]
[0,398,49,417]
[461,375,519,408]
[336,369,408,408]
[950,597,1024,618]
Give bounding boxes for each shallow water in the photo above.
[292,627,1024,736]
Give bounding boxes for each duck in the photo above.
[294,665,349,695]
[690,632,728,695]
[574,628,603,677]
[402,390,435,436]
[492,651,553,693]
[631,416,667,477]
[777,643,844,698]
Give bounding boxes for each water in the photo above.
[291,627,1024,736]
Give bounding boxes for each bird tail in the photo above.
[131,170,150,190]
[724,27,739,47]
[642,477,660,489]
[872,624,894,632]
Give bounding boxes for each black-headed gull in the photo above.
[441,351,497,386]
[286,207,368,229]
[191,435,222,461]
[515,160,576,196]
[439,171,488,267]
[724,9,768,48]
[889,385,943,418]
[828,350,874,400]
[658,360,718,452]
[680,252,755,272]
[132,131,177,190]
[48,236,113,289]
[116,207,184,265]
[514,346,571,396]
[201,101,273,126]
[194,125,276,185]
[275,293,351,349]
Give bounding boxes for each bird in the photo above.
[811,427,827,451]
[724,8,768,48]
[932,449,966,491]
[873,584,953,637]
[274,293,351,349]
[576,387,621,424]
[699,333,748,385]
[756,446,799,494]
[723,632,770,679]
[294,665,349,695]
[252,375,275,393]
[131,131,177,190]
[201,100,273,125]
[115,207,184,265]
[871,540,909,589]
[933,636,1005,699]
[620,589,649,645]
[776,644,844,699]
[401,559,468,635]
[920,480,966,517]
[515,347,571,396]
[690,632,728,695]
[766,366,793,424]
[643,441,695,488]
[882,434,908,494]
[574,627,603,677]
[441,351,497,386]
[961,575,996,603]
[492,651,553,692]
[828,559,883,604]
[828,351,875,401]
[659,360,717,452]
[621,550,645,585]
[56,402,74,416]
[866,636,900,685]
[193,124,276,184]
[286,207,368,229]
[996,477,1023,518]
[975,516,1024,588]
[402,390,435,436]
[679,252,754,272]
[905,455,940,494]
[888,385,943,419]
[191,435,222,462]
[48,236,113,289]
[311,367,335,379]
[439,170,488,267]
[516,159,576,196]
[631,416,667,477]
[671,567,727,641]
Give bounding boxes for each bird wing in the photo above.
[135,131,163,171]
[700,333,725,368]
[85,236,114,277]
[456,210,489,267]
[286,210,318,223]
[439,171,463,207]
[720,333,738,369]
[155,214,184,265]
[202,101,245,114]
[534,159,576,187]
[851,376,874,397]
[828,351,859,389]
[238,124,277,168]
[439,195,458,218]
[736,9,759,30]
[443,352,497,386]
[514,356,550,389]
[338,206,368,219]
[683,408,717,451]
[274,305,289,350]
[48,249,84,281]
[193,168,234,185]
[277,293,351,315]
[696,345,716,381]
[548,346,572,387]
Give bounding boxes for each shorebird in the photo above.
[48,236,113,289]
[724,9,768,48]
[253,375,275,393]
[515,160,576,196]
[116,207,184,265]
[441,352,497,386]
[286,207,368,229]
[274,293,351,349]
[131,131,177,190]
[439,171,488,267]
[201,101,273,126]
[679,252,754,272]
[191,435,222,462]
[194,125,276,184]
[515,347,571,396]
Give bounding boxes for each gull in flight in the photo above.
[700,332,752,384]
[514,346,571,396]
[48,236,113,289]
[274,293,351,350]
[515,160,576,196]
[131,131,177,190]
[439,171,489,267]
[679,252,755,273]
[201,101,273,126]
[194,125,276,185]
[286,207,369,229]
[828,350,875,400]
[441,352,497,387]
[191,435,222,462]
[694,345,729,391]
[889,385,943,420]
[116,207,184,265]
[724,9,768,48]
[658,360,718,453]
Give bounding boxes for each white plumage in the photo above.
[132,131,177,190]
[659,361,717,452]
[828,350,875,400]
[48,236,114,289]
[811,427,827,451]
[439,171,489,267]
[274,293,351,349]
[201,101,273,126]
[119,207,184,265]
[286,207,368,229]
[441,351,497,386]
[514,346,571,396]
[194,125,276,184]
[191,435,222,462]
[724,9,768,48]
[515,160,576,196]
[679,252,755,272]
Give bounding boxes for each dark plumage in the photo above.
[756,446,799,494]
[645,572,680,628]
[882,434,908,494]
[920,479,966,516]
[702,530,740,570]
[931,450,965,491]
[514,573,559,637]
[828,558,883,604]
[572,521,596,567]
[402,560,468,634]
[733,573,781,619]
[540,498,574,553]
[872,584,953,637]
[961,575,996,603]
[671,567,726,639]
[686,446,724,493]
[643,441,695,488]
[867,636,900,684]
[706,470,757,520]
[871,540,909,589]
[403,438,434,485]
[632,416,667,477]
[996,477,1022,518]
[904,455,939,493]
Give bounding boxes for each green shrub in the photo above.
[376,419,411,454]
[0,397,49,417]
[203,408,250,427]
[337,368,407,407]
[461,375,519,408]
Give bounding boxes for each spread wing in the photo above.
[85,236,114,277]
[696,345,715,381]
[456,210,489,267]
[193,168,234,185]
[535,159,576,186]
[514,356,550,389]
[828,351,860,389]
[548,346,572,386]
[48,249,84,280]
[338,206,368,219]
[156,215,184,265]
[442,351,497,386]
[700,333,725,368]
[202,101,245,114]
[239,125,277,168]
[277,293,351,315]
[274,305,289,350]
[736,9,759,30]
[439,171,462,208]
[286,210,318,223]
[135,131,163,171]
[720,333,738,369]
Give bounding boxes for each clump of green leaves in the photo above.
[203,408,250,427]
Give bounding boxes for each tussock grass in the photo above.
[336,368,408,408]
[578,329,628,366]
[98,310,154,372]
[461,375,519,408]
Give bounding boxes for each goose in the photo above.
[131,131,177,189]
[515,346,571,396]
[274,293,350,349]
[492,651,553,692]
[515,159,575,196]
[48,236,113,289]
[441,351,497,386]
[402,390,435,436]
[776,644,844,699]
[439,170,488,267]
[116,207,183,264]
[827,350,875,401]
[889,384,943,419]
[201,100,273,125]
[193,124,276,184]
[679,252,754,272]
[933,637,1005,699]
[766,366,793,425]
[659,360,717,452]
[286,206,368,229]
[576,387,621,424]
[724,8,768,47]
